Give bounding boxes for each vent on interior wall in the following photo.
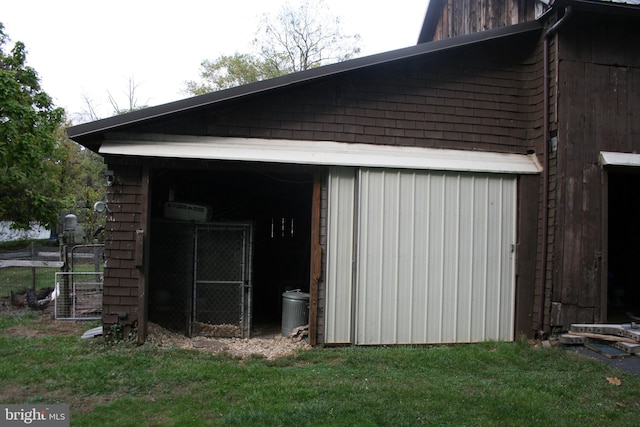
[164,202,211,222]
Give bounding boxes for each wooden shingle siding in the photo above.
[136,37,541,158]
[102,161,145,336]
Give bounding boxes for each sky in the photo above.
[2,0,429,123]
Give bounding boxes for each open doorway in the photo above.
[607,171,640,321]
[148,164,314,336]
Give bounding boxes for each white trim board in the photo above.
[600,151,640,167]
[100,133,542,174]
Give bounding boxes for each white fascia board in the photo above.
[600,151,640,167]
[100,134,542,174]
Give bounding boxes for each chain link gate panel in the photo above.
[149,221,253,338]
[54,244,104,321]
[194,224,253,338]
[54,272,103,320]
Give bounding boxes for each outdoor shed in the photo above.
[68,0,640,345]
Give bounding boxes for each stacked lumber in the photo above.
[560,323,640,359]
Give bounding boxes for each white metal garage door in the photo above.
[325,167,517,345]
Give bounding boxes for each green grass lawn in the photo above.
[1,312,640,426]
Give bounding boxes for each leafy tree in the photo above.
[184,53,281,95]
[0,23,65,230]
[55,123,107,242]
[186,0,360,94]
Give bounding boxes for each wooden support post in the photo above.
[308,172,322,346]
[137,164,150,345]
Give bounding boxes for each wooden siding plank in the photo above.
[559,60,585,307]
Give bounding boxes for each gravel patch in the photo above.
[145,322,310,360]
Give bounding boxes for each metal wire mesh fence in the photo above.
[55,245,104,320]
[149,221,253,338]
[54,272,103,320]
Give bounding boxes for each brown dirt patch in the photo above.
[2,317,87,337]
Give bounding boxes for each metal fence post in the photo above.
[30,242,36,290]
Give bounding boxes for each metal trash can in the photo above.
[281,290,310,337]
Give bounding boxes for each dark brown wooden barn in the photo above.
[68,0,640,345]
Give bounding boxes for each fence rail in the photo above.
[0,260,64,268]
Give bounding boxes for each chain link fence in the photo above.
[150,221,253,338]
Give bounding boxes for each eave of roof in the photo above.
[67,19,542,141]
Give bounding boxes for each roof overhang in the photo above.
[100,134,542,174]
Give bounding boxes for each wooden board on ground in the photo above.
[568,331,638,344]
[570,324,628,337]
[585,342,632,359]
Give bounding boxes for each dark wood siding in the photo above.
[134,34,541,157]
[101,159,146,340]
[429,0,537,41]
[550,10,640,327]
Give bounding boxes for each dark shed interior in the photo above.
[148,163,314,335]
[608,171,640,321]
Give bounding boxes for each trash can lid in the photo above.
[282,289,310,300]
